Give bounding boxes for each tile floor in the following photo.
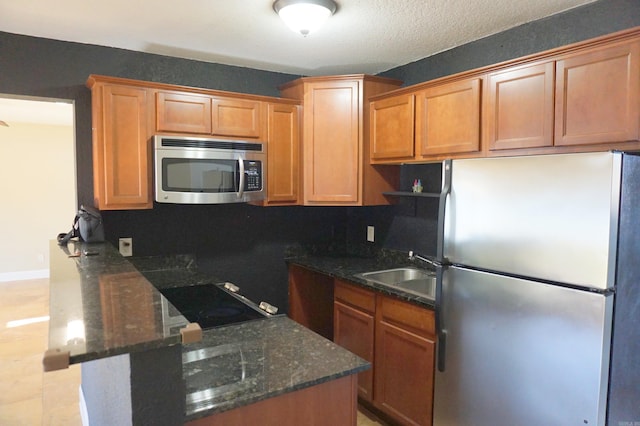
[0,278,386,426]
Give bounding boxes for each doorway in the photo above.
[0,95,76,281]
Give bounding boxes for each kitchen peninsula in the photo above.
[44,240,368,426]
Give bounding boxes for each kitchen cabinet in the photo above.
[334,279,376,402]
[88,77,154,210]
[156,91,212,134]
[186,375,358,426]
[416,78,482,158]
[485,61,555,150]
[263,101,300,205]
[279,75,402,206]
[156,90,266,140]
[370,93,416,161]
[288,264,334,340]
[555,39,640,146]
[374,294,435,426]
[370,77,482,164]
[333,278,435,426]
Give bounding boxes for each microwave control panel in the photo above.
[244,161,262,191]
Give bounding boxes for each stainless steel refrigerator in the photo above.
[432,152,640,426]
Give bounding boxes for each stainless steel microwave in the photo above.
[154,135,266,204]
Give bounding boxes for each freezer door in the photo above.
[433,267,612,426]
[444,152,620,290]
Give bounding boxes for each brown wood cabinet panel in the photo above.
[334,279,376,313]
[374,295,435,426]
[303,80,361,203]
[186,374,358,426]
[416,78,481,158]
[280,75,401,206]
[555,40,640,146]
[370,94,416,161]
[486,62,555,150]
[266,102,300,204]
[211,97,265,140]
[156,91,212,134]
[288,265,334,340]
[334,300,375,402]
[91,83,153,210]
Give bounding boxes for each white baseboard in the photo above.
[0,269,49,282]
[79,384,89,426]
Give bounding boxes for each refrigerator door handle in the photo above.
[435,263,447,372]
[435,159,452,372]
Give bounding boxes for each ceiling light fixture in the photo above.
[273,0,337,36]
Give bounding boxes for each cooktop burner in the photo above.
[160,283,268,329]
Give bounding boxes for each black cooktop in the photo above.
[160,284,267,329]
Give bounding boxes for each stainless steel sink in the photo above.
[355,267,436,299]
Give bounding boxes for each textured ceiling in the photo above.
[0,0,596,76]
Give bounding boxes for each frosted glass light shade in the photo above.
[274,0,337,36]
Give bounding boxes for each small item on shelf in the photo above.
[412,179,423,193]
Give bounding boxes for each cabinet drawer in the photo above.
[335,279,376,313]
[377,295,435,338]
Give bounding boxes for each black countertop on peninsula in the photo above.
[47,240,369,422]
[285,252,436,309]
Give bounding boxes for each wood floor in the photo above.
[0,278,386,426]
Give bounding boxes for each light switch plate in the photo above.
[119,237,133,257]
[367,226,375,242]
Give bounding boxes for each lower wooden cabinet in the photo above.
[334,280,376,402]
[375,295,435,426]
[334,279,435,426]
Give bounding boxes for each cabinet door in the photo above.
[304,81,360,204]
[370,93,415,161]
[211,97,265,139]
[555,40,640,146]
[156,92,212,134]
[334,301,375,402]
[416,78,481,157]
[266,102,299,204]
[375,296,435,426]
[486,62,555,150]
[93,84,152,210]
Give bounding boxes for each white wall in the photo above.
[0,121,75,280]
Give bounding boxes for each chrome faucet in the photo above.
[409,250,439,267]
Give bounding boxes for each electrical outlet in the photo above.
[119,238,133,257]
[367,226,375,242]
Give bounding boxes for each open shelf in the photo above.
[383,191,440,198]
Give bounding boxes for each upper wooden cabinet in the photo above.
[416,78,482,158]
[371,27,640,163]
[156,91,266,140]
[156,91,212,134]
[370,93,416,162]
[279,75,402,206]
[88,77,154,210]
[555,39,640,146]
[485,62,555,150]
[264,101,300,205]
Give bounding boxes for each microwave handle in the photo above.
[237,158,245,198]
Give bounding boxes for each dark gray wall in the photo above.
[379,0,640,86]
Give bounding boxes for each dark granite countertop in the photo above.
[285,252,436,309]
[48,240,370,422]
[47,240,190,365]
[182,316,368,421]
